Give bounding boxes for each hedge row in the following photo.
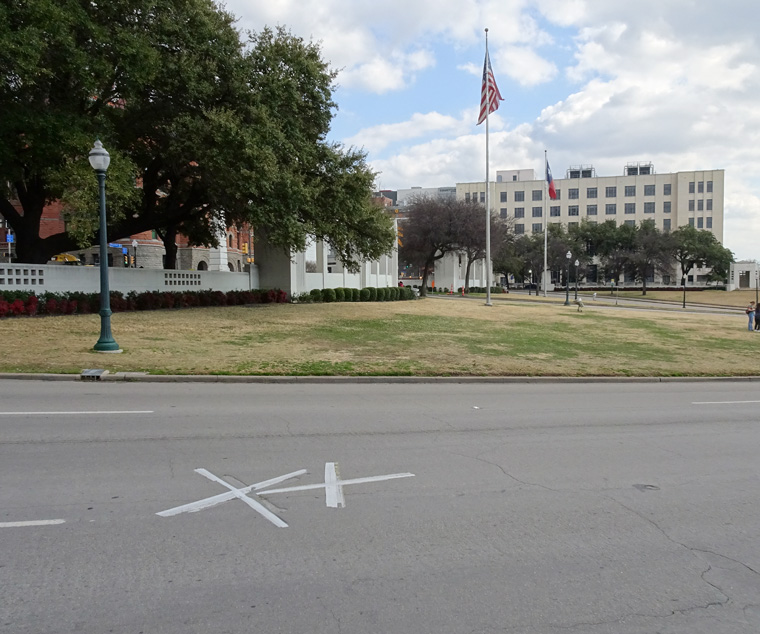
[294,286,416,303]
[0,288,288,318]
[426,286,504,294]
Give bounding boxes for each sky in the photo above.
[224,0,760,260]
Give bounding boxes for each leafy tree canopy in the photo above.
[0,0,394,264]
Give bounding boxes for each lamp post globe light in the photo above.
[574,259,580,300]
[564,250,572,305]
[88,140,121,353]
[131,239,138,268]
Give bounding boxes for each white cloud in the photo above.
[224,0,760,259]
[344,112,469,153]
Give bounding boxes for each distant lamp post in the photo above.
[574,259,580,300]
[89,140,121,353]
[131,239,138,268]
[528,269,532,296]
[564,250,572,305]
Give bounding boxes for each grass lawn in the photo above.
[1,297,758,377]
[595,288,757,307]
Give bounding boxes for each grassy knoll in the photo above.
[1,297,758,377]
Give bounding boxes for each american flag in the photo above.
[477,49,503,125]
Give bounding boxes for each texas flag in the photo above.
[546,159,558,200]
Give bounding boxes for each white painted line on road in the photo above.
[156,469,306,519]
[0,519,65,528]
[324,462,345,508]
[194,468,289,528]
[692,400,760,405]
[260,472,415,497]
[0,410,154,416]
[158,465,415,527]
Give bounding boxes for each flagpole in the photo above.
[484,28,492,307]
[543,150,548,297]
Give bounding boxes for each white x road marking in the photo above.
[157,463,414,528]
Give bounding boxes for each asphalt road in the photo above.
[2,379,760,633]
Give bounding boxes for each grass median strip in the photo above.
[1,297,758,377]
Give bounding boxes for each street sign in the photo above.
[7,234,13,243]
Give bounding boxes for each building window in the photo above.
[689,181,695,193]
[500,191,507,203]
[697,199,704,211]
[587,187,598,199]
[644,184,655,196]
[532,223,543,234]
[151,230,157,239]
[568,205,579,216]
[605,186,617,197]
[605,203,617,215]
[532,207,542,217]
[644,202,655,214]
[515,224,524,234]
[568,188,579,199]
[532,190,542,201]
[664,201,671,213]
[480,192,485,203]
[688,217,694,227]
[515,207,525,218]
[625,186,636,197]
[706,217,712,228]
[688,199,695,211]
[664,183,672,196]
[624,203,636,214]
[624,220,635,227]
[663,218,671,231]
[706,199,712,211]
[587,204,598,216]
[698,181,704,193]
[697,217,704,228]
[555,189,561,200]
[550,206,560,217]
[500,208,507,219]
[465,193,471,202]
[514,191,524,202]
[707,180,713,193]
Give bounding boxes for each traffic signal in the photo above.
[123,254,129,267]
[242,243,248,254]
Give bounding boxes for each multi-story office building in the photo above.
[457,163,724,243]
[457,164,725,285]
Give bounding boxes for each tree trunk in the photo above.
[464,256,475,292]
[160,225,178,269]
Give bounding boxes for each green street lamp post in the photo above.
[564,250,571,305]
[528,269,532,295]
[89,140,121,353]
[574,259,579,300]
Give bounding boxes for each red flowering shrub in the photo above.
[0,300,9,318]
[277,290,288,303]
[25,295,39,316]
[10,299,25,316]
[44,298,59,315]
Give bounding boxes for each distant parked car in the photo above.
[50,253,82,265]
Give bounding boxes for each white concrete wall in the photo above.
[0,263,258,294]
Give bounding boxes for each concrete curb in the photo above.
[1,373,759,384]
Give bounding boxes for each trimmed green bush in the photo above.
[334,287,345,302]
[376,287,386,301]
[359,288,370,302]
[351,288,360,302]
[365,287,377,301]
[322,288,336,303]
[310,288,323,302]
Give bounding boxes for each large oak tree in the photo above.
[0,1,394,265]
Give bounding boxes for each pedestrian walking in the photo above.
[746,301,756,331]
